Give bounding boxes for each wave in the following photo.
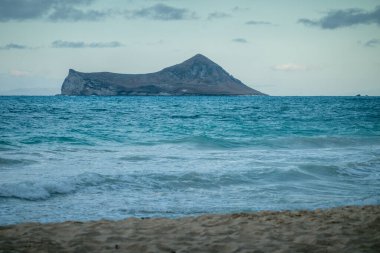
[268,136,380,149]
[161,135,252,149]
[171,114,201,119]
[20,136,93,145]
[119,155,153,162]
[156,135,380,150]
[0,180,75,200]
[0,157,37,167]
[13,133,380,151]
[0,172,107,200]
[0,171,260,200]
[297,164,341,178]
[1,162,371,201]
[1,149,378,202]
[0,140,19,151]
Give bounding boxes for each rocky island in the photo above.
[61,54,265,96]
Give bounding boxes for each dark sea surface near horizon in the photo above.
[0,96,379,225]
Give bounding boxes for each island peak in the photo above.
[61,54,266,96]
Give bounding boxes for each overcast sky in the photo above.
[0,0,379,95]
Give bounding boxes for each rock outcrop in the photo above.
[61,54,266,96]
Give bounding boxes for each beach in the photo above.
[1,205,379,253]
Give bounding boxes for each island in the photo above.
[61,54,266,96]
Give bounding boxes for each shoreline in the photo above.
[1,205,379,253]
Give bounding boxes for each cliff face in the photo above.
[61,54,266,96]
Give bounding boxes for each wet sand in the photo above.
[1,205,379,253]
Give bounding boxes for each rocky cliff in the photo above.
[61,54,266,96]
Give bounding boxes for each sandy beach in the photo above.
[0,205,379,253]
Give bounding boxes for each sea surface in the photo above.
[0,96,379,225]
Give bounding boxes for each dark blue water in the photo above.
[0,96,379,225]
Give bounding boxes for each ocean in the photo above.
[0,96,379,225]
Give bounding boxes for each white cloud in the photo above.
[9,69,31,77]
[272,64,308,71]
[51,40,124,48]
[208,12,231,20]
[232,38,248,43]
[130,4,197,21]
[364,38,380,47]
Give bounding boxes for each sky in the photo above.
[0,0,379,96]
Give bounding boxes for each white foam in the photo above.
[0,173,102,200]
[0,182,52,200]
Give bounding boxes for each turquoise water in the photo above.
[0,96,379,225]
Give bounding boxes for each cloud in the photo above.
[364,38,380,47]
[232,6,250,12]
[51,40,124,48]
[0,1,197,22]
[130,4,197,20]
[0,43,28,50]
[0,0,108,22]
[232,38,248,43]
[246,20,273,25]
[298,5,380,29]
[272,64,308,71]
[0,0,56,21]
[48,6,110,21]
[208,12,231,20]
[9,69,31,77]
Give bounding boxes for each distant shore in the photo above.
[1,205,379,253]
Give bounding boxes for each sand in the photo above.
[0,205,379,253]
